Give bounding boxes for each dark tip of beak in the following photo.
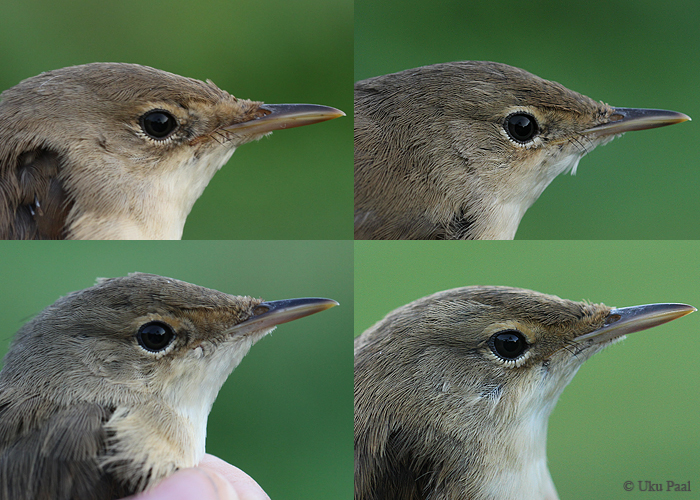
[227,297,338,337]
[576,303,695,344]
[223,103,344,134]
[582,107,690,136]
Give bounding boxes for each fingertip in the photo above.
[199,454,271,500]
[130,468,238,500]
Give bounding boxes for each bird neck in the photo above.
[473,404,559,500]
[99,339,256,491]
[463,151,584,240]
[65,145,238,240]
[354,147,585,240]
[355,347,577,499]
[102,403,200,491]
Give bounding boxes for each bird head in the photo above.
[354,286,694,499]
[354,61,688,239]
[0,272,338,486]
[0,63,344,239]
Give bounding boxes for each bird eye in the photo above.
[505,113,538,143]
[140,110,178,139]
[137,321,175,352]
[489,330,528,360]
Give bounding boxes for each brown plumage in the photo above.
[354,61,689,240]
[354,286,694,499]
[0,273,337,499]
[0,63,343,239]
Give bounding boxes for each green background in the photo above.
[0,241,353,499]
[355,0,700,239]
[355,241,700,499]
[0,0,353,240]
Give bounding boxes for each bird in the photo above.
[0,273,338,500]
[354,61,690,240]
[354,286,695,500]
[0,63,344,240]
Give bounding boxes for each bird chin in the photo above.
[166,325,278,403]
[492,152,583,239]
[547,151,582,178]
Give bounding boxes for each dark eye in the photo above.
[505,113,538,143]
[137,321,175,352]
[141,110,178,139]
[489,330,528,360]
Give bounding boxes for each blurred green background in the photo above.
[355,0,699,239]
[0,0,353,240]
[0,241,353,499]
[355,241,700,499]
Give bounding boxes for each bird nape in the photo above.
[354,61,689,240]
[0,273,337,500]
[354,286,694,500]
[0,63,344,240]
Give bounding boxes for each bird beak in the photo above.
[576,303,695,344]
[225,297,339,337]
[223,103,345,135]
[582,107,690,136]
